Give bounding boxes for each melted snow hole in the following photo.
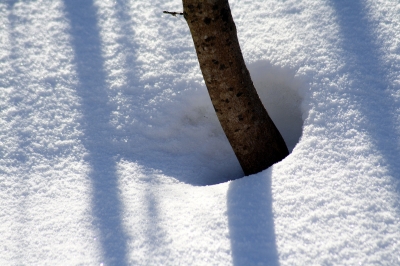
[151,61,305,185]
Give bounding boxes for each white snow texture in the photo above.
[1,0,400,265]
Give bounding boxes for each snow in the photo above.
[1,0,399,265]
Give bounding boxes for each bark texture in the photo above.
[183,0,289,175]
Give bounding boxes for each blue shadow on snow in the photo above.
[62,0,129,265]
[328,1,400,182]
[227,169,280,266]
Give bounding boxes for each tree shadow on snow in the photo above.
[227,169,280,266]
[329,1,400,184]
[63,0,129,265]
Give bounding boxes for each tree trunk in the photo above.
[183,0,289,175]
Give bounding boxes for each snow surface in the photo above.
[1,0,400,265]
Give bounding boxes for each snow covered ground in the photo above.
[1,0,400,265]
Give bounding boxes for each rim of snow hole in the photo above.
[159,61,306,186]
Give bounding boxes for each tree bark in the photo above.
[183,0,289,175]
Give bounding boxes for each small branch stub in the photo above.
[163,11,184,17]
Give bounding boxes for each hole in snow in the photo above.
[135,62,305,186]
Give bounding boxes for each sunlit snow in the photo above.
[1,0,399,265]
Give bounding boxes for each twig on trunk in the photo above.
[163,11,184,17]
